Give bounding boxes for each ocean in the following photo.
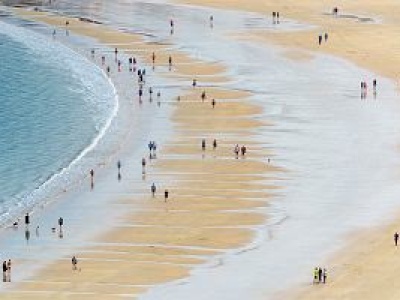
[0,19,116,224]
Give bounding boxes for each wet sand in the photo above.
[171,0,400,299]
[3,0,400,299]
[0,6,275,299]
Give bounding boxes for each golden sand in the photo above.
[4,6,275,299]
[171,0,400,299]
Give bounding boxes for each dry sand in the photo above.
[0,7,276,299]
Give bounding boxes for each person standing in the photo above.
[58,217,64,231]
[212,98,216,108]
[117,160,122,181]
[24,213,30,226]
[90,169,94,189]
[142,158,146,174]
[6,260,11,281]
[202,139,206,151]
[201,90,206,102]
[313,267,319,284]
[394,232,399,246]
[164,189,169,203]
[323,268,327,284]
[318,267,323,283]
[168,55,173,70]
[213,139,217,150]
[151,183,156,197]
[241,145,247,156]
[170,19,174,35]
[234,144,240,158]
[318,35,322,45]
[2,261,7,282]
[114,48,118,62]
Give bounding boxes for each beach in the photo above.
[0,0,400,299]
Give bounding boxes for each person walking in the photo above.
[394,232,399,246]
[318,35,322,45]
[71,256,78,271]
[212,98,216,108]
[213,139,217,150]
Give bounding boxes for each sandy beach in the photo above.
[1,0,400,299]
[0,3,276,299]
[173,0,400,299]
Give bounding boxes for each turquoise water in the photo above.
[0,20,116,220]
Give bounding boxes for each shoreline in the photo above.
[0,3,275,299]
[0,14,120,229]
[2,0,400,300]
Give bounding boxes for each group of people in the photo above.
[234,144,247,158]
[201,139,218,151]
[150,184,169,202]
[2,260,11,282]
[313,267,327,284]
[151,52,173,70]
[148,141,158,159]
[272,12,281,24]
[318,33,329,45]
[360,79,377,99]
